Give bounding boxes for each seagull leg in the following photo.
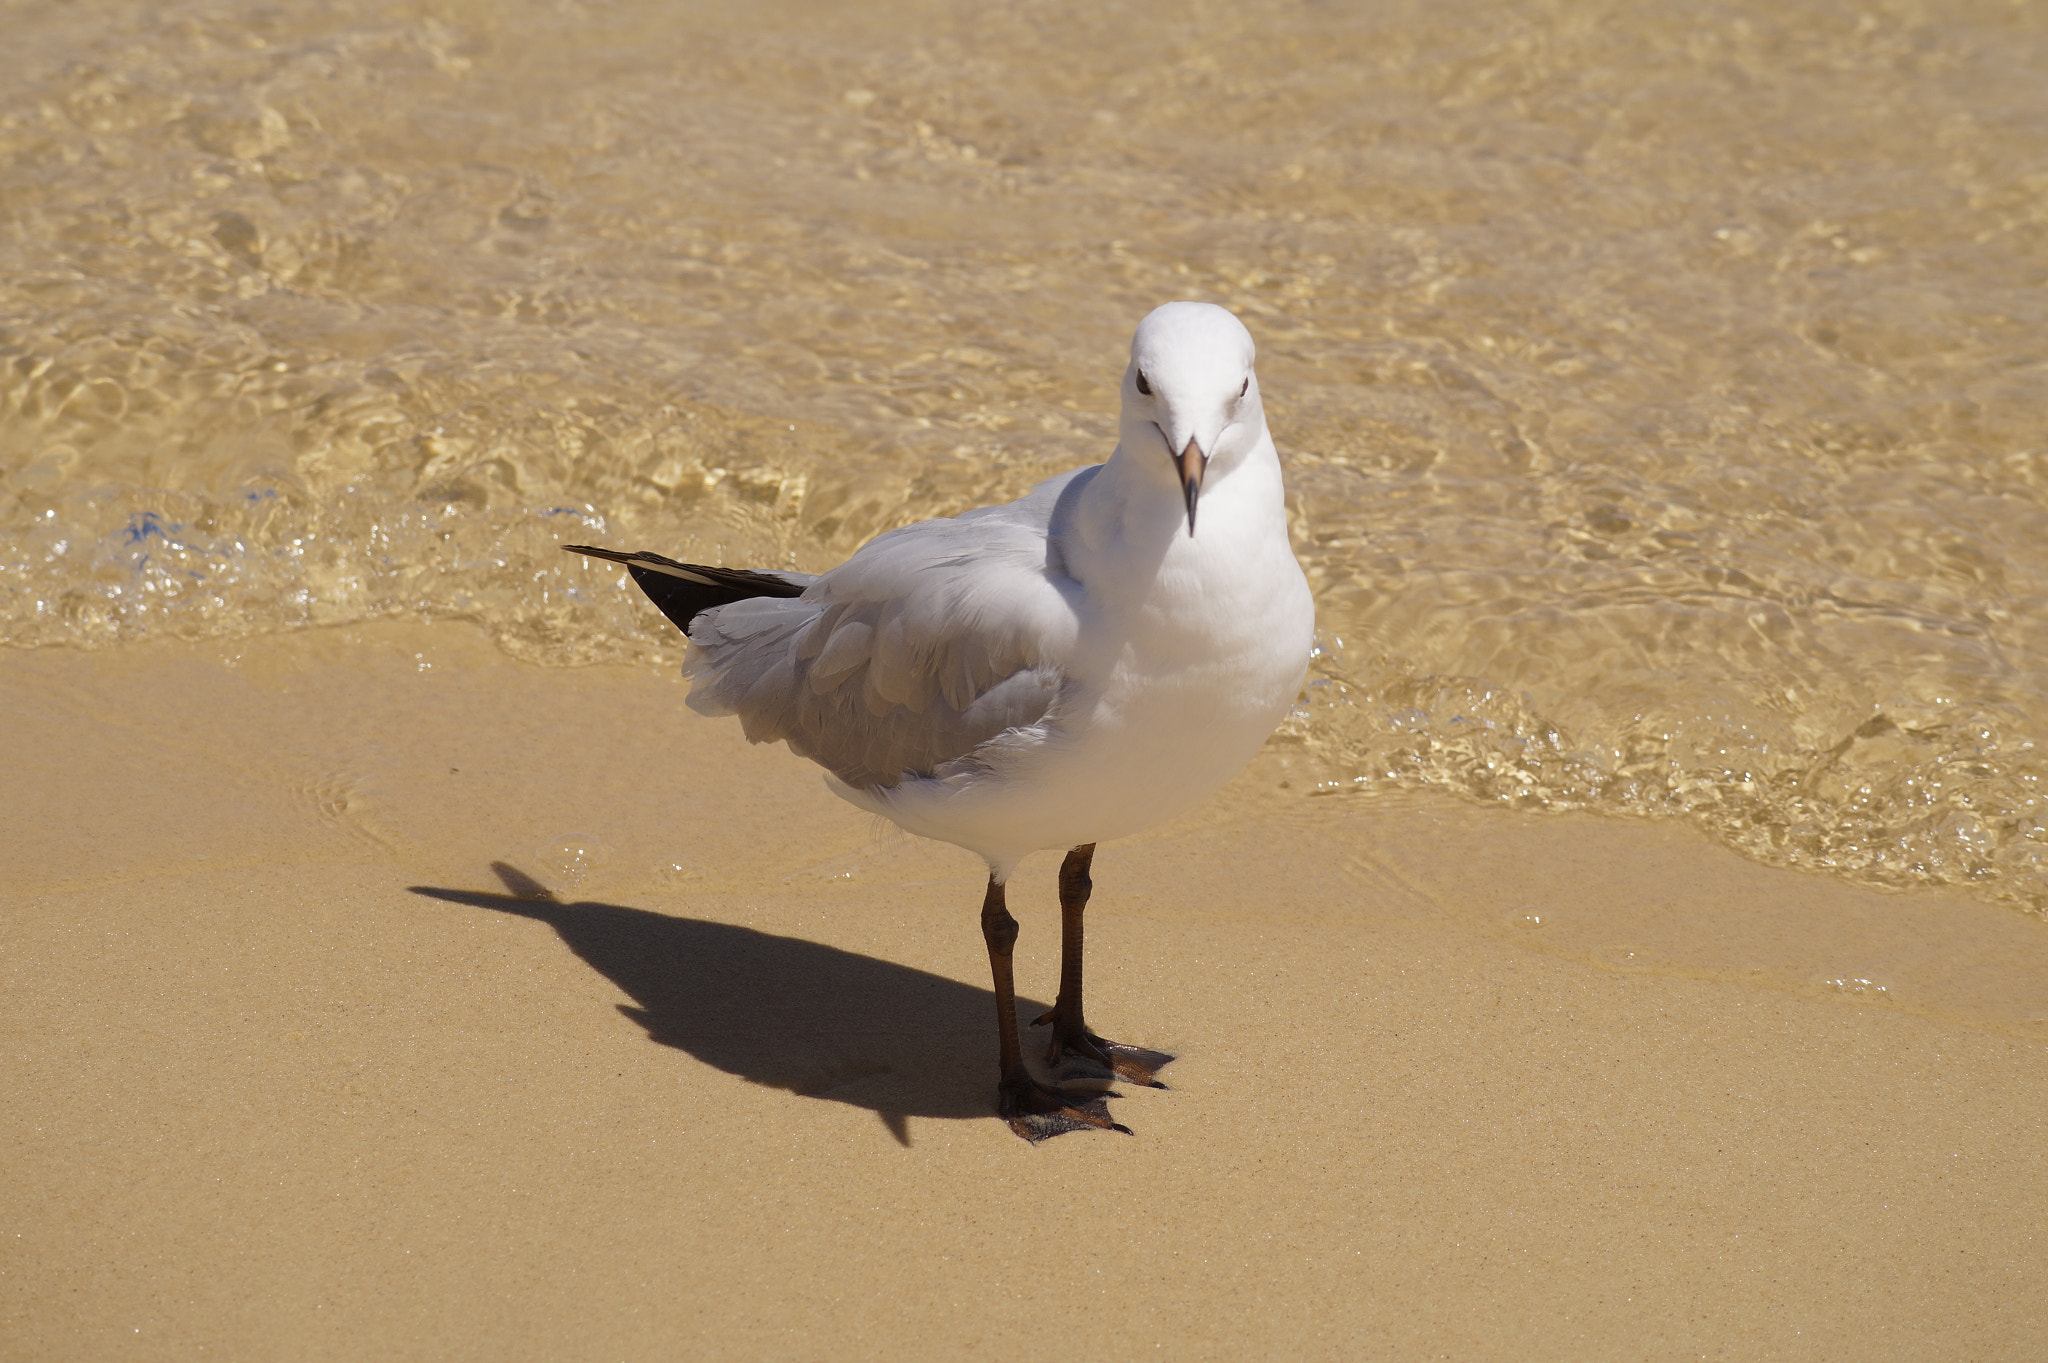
[981,873,1126,1141]
[1032,844,1175,1088]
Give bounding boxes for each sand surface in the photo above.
[5,624,2046,1359]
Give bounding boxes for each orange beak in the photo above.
[1173,436,1207,534]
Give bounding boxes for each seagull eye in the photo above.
[1135,370,1152,397]
[1239,378,1249,398]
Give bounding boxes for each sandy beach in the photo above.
[5,624,2044,1359]
[7,0,2048,1355]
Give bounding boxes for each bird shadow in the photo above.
[409,862,1044,1146]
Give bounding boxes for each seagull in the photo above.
[566,301,1315,1141]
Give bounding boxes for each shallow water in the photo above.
[3,0,2045,915]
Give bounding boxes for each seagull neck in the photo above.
[1056,431,1285,588]
[1065,445,1193,560]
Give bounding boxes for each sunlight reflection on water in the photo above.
[3,0,2044,914]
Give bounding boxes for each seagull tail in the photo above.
[562,545,813,636]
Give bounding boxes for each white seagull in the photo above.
[568,301,1314,1140]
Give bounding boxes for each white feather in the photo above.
[682,302,1314,880]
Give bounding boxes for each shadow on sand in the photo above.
[410,862,1040,1145]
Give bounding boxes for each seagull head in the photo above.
[1121,301,1263,535]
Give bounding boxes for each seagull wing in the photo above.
[562,545,814,632]
[684,469,1093,790]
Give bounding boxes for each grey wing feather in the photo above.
[683,468,1093,789]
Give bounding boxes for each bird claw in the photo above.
[998,1073,1130,1142]
[1068,1039,1175,1090]
[1032,1010,1174,1089]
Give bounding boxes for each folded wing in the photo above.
[685,470,1092,790]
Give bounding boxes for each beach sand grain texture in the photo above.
[4,626,2045,1360]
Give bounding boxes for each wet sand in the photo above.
[5,624,2046,1359]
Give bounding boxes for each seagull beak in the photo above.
[1173,436,1208,534]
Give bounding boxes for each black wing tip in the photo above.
[564,544,701,576]
[564,545,808,636]
[564,543,678,568]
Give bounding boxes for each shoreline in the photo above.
[5,624,2045,1358]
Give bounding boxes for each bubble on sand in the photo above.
[1817,975,1892,999]
[543,834,611,888]
[655,857,707,886]
[1513,908,1546,928]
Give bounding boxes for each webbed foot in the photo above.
[998,1072,1130,1142]
[1033,1009,1174,1088]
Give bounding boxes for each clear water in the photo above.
[4,0,2045,915]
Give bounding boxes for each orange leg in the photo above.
[1032,845,1174,1088]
